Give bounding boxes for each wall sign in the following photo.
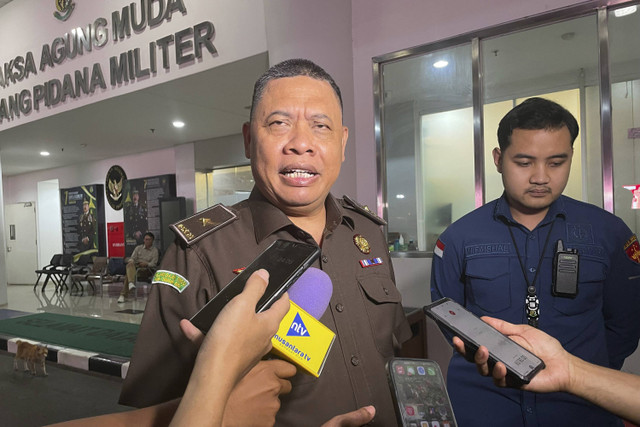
[0,0,218,125]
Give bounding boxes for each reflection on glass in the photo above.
[382,44,473,252]
[609,5,640,233]
[195,165,253,211]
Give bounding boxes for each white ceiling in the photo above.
[0,53,269,176]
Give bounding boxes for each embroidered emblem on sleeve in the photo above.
[434,239,445,258]
[152,270,190,293]
[624,235,640,264]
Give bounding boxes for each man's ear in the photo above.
[242,122,251,159]
[492,147,503,173]
[341,126,348,162]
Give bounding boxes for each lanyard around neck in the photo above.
[507,218,556,326]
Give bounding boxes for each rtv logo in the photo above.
[287,313,310,337]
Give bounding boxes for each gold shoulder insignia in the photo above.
[342,195,386,226]
[170,204,238,246]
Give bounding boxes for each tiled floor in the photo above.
[1,281,150,324]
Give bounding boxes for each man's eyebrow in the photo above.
[264,111,292,121]
[512,153,569,160]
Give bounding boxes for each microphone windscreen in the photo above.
[288,267,333,319]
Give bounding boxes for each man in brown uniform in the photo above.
[120,59,411,426]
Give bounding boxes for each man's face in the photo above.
[133,192,139,204]
[243,76,348,217]
[493,127,573,220]
[143,235,153,248]
[83,203,89,213]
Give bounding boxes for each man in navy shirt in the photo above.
[431,97,640,426]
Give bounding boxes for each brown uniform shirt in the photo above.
[119,190,411,426]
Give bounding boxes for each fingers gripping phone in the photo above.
[190,239,320,333]
[424,298,545,384]
[387,358,457,427]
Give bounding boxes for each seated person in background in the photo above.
[118,232,159,303]
[453,316,640,426]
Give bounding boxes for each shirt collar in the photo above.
[247,188,351,243]
[494,193,566,227]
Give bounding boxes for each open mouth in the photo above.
[280,168,317,178]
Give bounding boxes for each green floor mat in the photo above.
[0,313,138,358]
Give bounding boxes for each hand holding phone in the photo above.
[190,240,320,333]
[424,298,545,385]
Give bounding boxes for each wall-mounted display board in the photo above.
[60,185,106,259]
[123,174,176,256]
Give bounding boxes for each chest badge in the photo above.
[353,234,371,254]
[232,267,246,275]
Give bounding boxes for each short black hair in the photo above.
[249,58,343,120]
[144,232,154,240]
[497,97,579,150]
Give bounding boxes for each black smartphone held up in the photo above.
[387,358,457,427]
[190,239,320,333]
[424,298,545,385]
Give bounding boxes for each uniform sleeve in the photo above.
[430,234,465,342]
[119,240,214,407]
[430,234,465,304]
[602,227,640,369]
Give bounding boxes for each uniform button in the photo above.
[529,235,536,240]
[351,356,360,366]
[529,267,536,273]
[526,407,533,414]
[322,255,329,263]
[297,230,306,239]
[383,287,389,295]
[335,303,344,312]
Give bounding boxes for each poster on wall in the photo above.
[123,174,176,256]
[60,185,106,259]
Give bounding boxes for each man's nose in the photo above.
[284,123,314,155]
[530,164,550,184]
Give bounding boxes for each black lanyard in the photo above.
[507,219,555,327]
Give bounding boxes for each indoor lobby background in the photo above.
[1,0,640,394]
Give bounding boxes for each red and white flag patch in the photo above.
[434,239,445,258]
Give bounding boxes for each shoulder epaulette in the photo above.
[170,204,238,246]
[341,195,387,226]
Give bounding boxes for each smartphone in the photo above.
[387,358,457,427]
[190,239,320,333]
[424,298,545,384]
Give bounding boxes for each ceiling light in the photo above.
[40,151,50,156]
[433,60,449,69]
[172,120,185,128]
[396,194,405,199]
[614,5,637,17]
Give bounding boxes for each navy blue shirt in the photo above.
[431,194,640,426]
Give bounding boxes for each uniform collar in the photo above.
[247,188,351,243]
[494,193,566,227]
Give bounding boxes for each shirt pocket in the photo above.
[552,257,605,316]
[465,257,511,313]
[357,272,403,357]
